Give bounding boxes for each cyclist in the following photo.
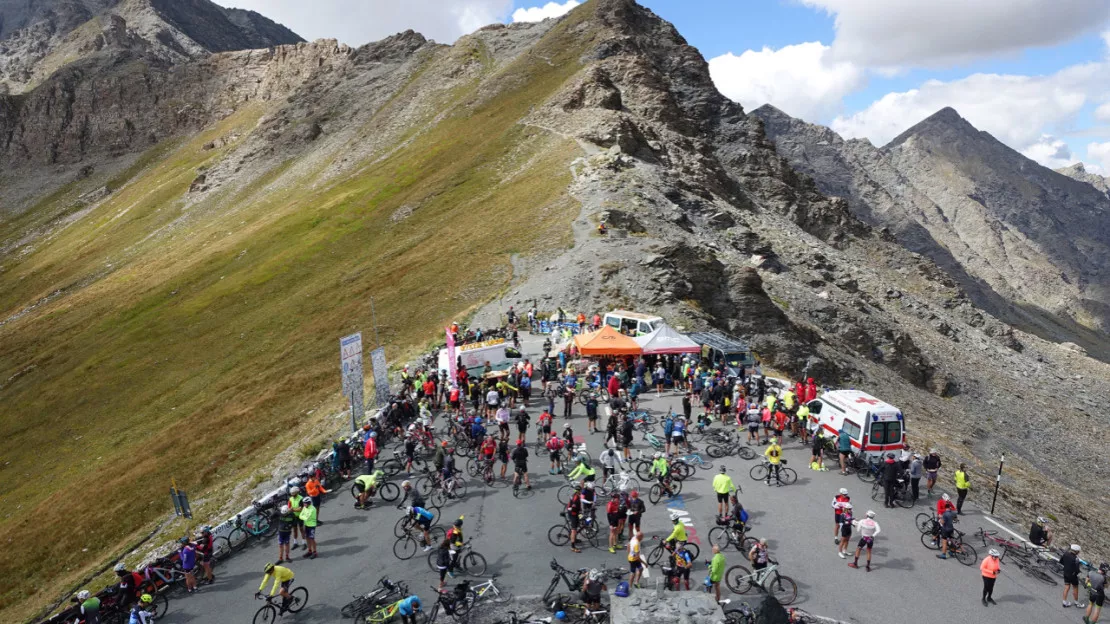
[599,446,621,482]
[479,436,497,481]
[497,436,510,480]
[1029,516,1054,548]
[748,538,770,578]
[923,449,941,496]
[664,513,688,553]
[586,394,600,434]
[397,594,423,624]
[1062,544,1085,608]
[403,431,419,477]
[364,431,379,474]
[75,590,101,624]
[981,549,1001,607]
[354,469,385,509]
[671,416,688,453]
[128,594,156,624]
[707,544,726,602]
[503,441,530,491]
[847,510,881,572]
[763,438,783,486]
[934,506,958,560]
[566,484,585,553]
[256,562,296,612]
[727,494,748,534]
[515,407,530,445]
[299,497,318,559]
[178,536,199,594]
[547,432,566,475]
[606,492,625,553]
[650,452,673,497]
[113,563,146,610]
[628,529,645,590]
[712,466,736,517]
[936,492,956,519]
[672,543,694,590]
[1085,562,1107,624]
[196,525,216,584]
[277,504,296,563]
[581,569,607,608]
[445,517,465,574]
[537,409,554,446]
[832,488,851,542]
[836,427,852,474]
[562,421,575,449]
[470,416,487,446]
[567,454,596,484]
[626,490,645,533]
[836,503,854,558]
[495,404,511,441]
[442,448,459,495]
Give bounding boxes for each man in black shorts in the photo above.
[510,441,531,490]
[515,407,530,444]
[620,417,634,461]
[625,490,645,532]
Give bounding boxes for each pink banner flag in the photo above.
[445,327,457,382]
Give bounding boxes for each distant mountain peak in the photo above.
[885,106,979,149]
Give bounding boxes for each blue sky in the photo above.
[214,0,1110,172]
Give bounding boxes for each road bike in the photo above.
[705,439,757,460]
[418,471,469,507]
[724,561,797,605]
[341,577,409,621]
[227,502,279,550]
[425,540,488,577]
[648,476,683,504]
[596,471,639,497]
[492,611,553,624]
[394,510,441,538]
[394,520,447,560]
[350,480,402,504]
[644,535,700,566]
[855,456,884,483]
[424,584,477,624]
[1005,548,1059,585]
[748,459,797,486]
[920,528,977,565]
[470,575,513,604]
[914,512,938,535]
[253,584,308,624]
[671,452,713,478]
[137,556,189,597]
[542,558,588,603]
[869,478,915,508]
[548,511,600,549]
[708,520,757,553]
[465,456,497,485]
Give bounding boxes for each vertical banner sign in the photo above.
[445,328,457,382]
[370,346,390,408]
[340,333,365,431]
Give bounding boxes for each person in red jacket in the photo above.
[936,493,956,518]
[364,432,379,473]
[607,373,621,399]
[804,378,818,403]
[794,380,805,403]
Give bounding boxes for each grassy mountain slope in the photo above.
[0,9,594,621]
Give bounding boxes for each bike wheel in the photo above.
[394,516,412,539]
[725,565,754,594]
[380,482,401,502]
[646,544,664,566]
[351,484,363,500]
[953,543,977,566]
[920,532,941,551]
[429,526,447,543]
[896,489,915,508]
[1023,563,1059,586]
[708,527,733,550]
[287,586,309,613]
[548,524,571,547]
[452,479,468,499]
[857,468,877,483]
[261,515,278,538]
[490,587,513,604]
[706,445,728,459]
[770,575,798,605]
[543,578,559,604]
[427,550,438,573]
[914,513,935,534]
[737,446,756,460]
[557,485,575,505]
[635,461,652,481]
[211,536,232,561]
[394,536,418,560]
[466,459,481,478]
[341,597,371,619]
[228,527,249,551]
[380,459,403,477]
[147,591,169,618]
[723,609,754,624]
[253,604,278,624]
[779,468,797,485]
[740,536,758,553]
[648,484,663,505]
[463,552,487,577]
[749,465,768,481]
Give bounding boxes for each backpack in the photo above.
[614,581,630,598]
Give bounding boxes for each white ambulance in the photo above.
[806,390,906,458]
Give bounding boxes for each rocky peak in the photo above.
[884,106,981,150]
[1056,162,1110,197]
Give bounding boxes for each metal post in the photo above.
[990,453,1004,514]
[350,390,358,433]
[369,297,381,347]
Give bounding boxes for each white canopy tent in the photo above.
[634,324,700,354]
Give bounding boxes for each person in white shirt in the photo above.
[847,510,881,572]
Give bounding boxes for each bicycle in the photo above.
[548,511,600,549]
[855,456,884,483]
[253,585,309,624]
[914,512,938,535]
[595,471,639,497]
[671,452,713,478]
[648,476,683,504]
[705,439,757,460]
[869,478,915,508]
[425,540,488,577]
[708,520,757,553]
[465,456,497,485]
[493,611,552,624]
[425,584,477,624]
[748,459,797,486]
[341,577,409,620]
[350,480,402,504]
[419,471,469,507]
[920,528,977,565]
[1005,548,1059,586]
[137,556,189,596]
[645,535,700,566]
[724,561,798,605]
[469,575,513,604]
[542,558,587,603]
[227,502,279,551]
[394,520,447,560]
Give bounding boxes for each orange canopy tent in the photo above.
[573,325,643,356]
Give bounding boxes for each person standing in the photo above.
[954,463,970,514]
[628,529,645,589]
[712,466,736,517]
[178,537,199,594]
[708,544,726,603]
[1063,544,1085,608]
[832,488,851,542]
[586,395,599,434]
[924,449,942,496]
[981,549,1000,606]
[1085,563,1108,624]
[847,510,881,571]
[363,431,379,474]
[299,497,318,559]
[837,428,852,474]
[305,473,329,523]
[908,453,923,501]
[836,504,854,558]
[882,453,899,508]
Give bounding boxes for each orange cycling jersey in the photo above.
[305,479,324,497]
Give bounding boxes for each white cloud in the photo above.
[511,1,580,23]
[802,0,1110,68]
[831,62,1108,157]
[1087,141,1110,172]
[1095,102,1110,123]
[708,42,865,122]
[1022,136,1080,169]
[213,0,512,46]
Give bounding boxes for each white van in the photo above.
[806,390,905,458]
[438,339,522,376]
[602,310,664,336]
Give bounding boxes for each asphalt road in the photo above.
[157,334,1078,624]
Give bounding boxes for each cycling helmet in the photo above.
[589,569,600,581]
[1101,563,1109,573]
[770,437,778,445]
[1071,544,1081,552]
[758,538,767,545]
[363,424,372,431]
[369,431,377,438]
[1036,516,1046,526]
[454,518,464,527]
[573,483,582,491]
[201,525,212,534]
[719,465,727,473]
[280,505,291,515]
[402,480,412,489]
[303,497,313,506]
[654,452,663,459]
[178,537,189,545]
[442,441,449,447]
[941,493,950,502]
[839,488,848,495]
[670,512,682,522]
[475,417,482,424]
[519,406,527,413]
[290,486,301,495]
[551,432,558,438]
[516,440,524,447]
[584,481,595,490]
[77,591,90,601]
[564,422,571,429]
[578,454,588,464]
[140,594,153,604]
[408,423,417,431]
[630,490,638,498]
[114,563,127,573]
[555,612,567,621]
[290,477,301,486]
[885,452,895,459]
[866,510,876,518]
[406,506,414,514]
[264,562,275,573]
[988,549,1000,558]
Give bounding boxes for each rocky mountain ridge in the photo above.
[1057,161,1110,198]
[0,0,302,94]
[2,0,1110,620]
